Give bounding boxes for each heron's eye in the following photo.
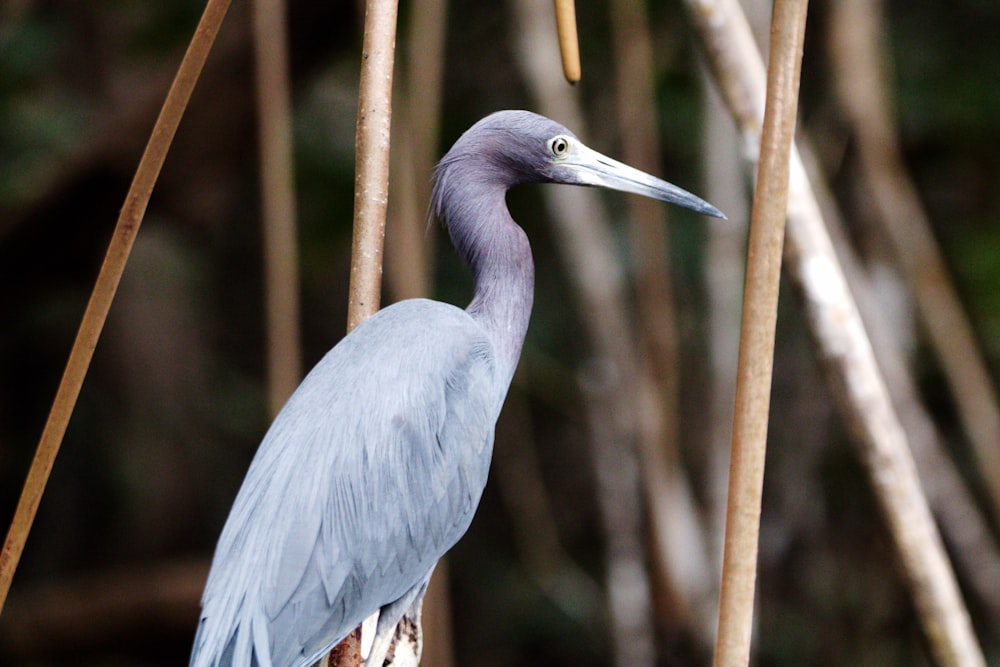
[549,136,571,157]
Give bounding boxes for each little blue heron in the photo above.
[189,110,723,667]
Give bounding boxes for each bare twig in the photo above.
[829,0,1000,523]
[684,0,985,663]
[785,133,986,667]
[0,0,233,613]
[252,0,302,415]
[346,0,400,333]
[553,0,581,83]
[713,1,808,663]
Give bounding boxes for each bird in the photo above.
[189,110,724,667]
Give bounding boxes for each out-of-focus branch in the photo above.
[252,0,302,416]
[607,0,715,643]
[0,0,233,613]
[713,0,808,663]
[799,138,1000,632]
[683,0,985,664]
[829,0,1000,524]
[511,0,655,664]
[346,0,399,333]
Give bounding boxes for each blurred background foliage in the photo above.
[1,0,999,665]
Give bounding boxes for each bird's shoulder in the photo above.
[310,298,492,386]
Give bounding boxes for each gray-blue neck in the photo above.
[437,172,535,387]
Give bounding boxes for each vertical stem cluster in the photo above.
[714,0,808,664]
[826,0,1000,629]
[0,0,233,613]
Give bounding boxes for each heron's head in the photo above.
[434,110,725,220]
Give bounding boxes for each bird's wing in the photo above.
[192,301,500,667]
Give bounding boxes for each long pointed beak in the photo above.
[553,142,726,219]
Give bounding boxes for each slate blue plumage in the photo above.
[189,110,723,667]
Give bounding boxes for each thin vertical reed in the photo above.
[346,0,400,333]
[714,0,809,663]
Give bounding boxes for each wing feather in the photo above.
[191,300,501,667]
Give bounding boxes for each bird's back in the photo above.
[190,299,502,667]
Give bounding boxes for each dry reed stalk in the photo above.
[0,0,233,614]
[346,0,400,334]
[713,1,809,664]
